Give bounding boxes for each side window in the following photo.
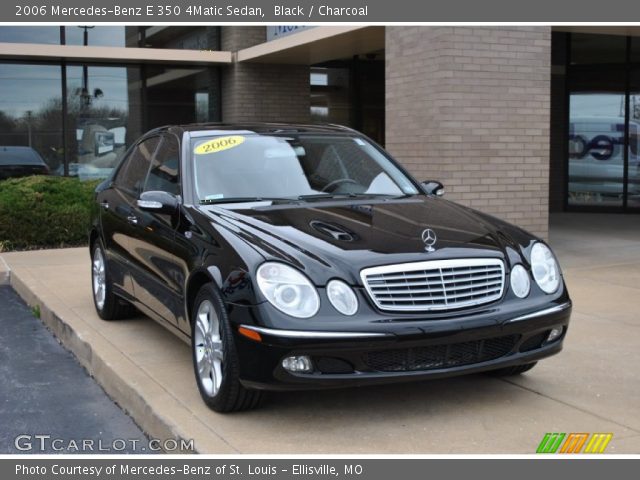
[114,137,161,195]
[143,134,180,196]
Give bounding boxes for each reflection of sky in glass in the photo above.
[64,27,126,47]
[570,93,625,119]
[0,26,126,47]
[66,66,129,108]
[310,72,328,86]
[0,64,61,117]
[571,93,640,124]
[0,27,60,44]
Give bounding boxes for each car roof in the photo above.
[0,146,45,165]
[151,123,358,137]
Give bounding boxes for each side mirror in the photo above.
[421,180,445,197]
[137,190,179,215]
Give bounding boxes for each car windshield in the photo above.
[191,133,419,203]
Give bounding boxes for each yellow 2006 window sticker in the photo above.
[194,135,245,155]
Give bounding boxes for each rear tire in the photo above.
[191,283,263,412]
[489,362,537,376]
[91,241,136,320]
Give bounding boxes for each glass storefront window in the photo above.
[65,65,142,180]
[64,26,129,48]
[145,65,219,128]
[568,92,626,207]
[571,33,627,65]
[564,33,640,211]
[0,27,223,180]
[628,71,640,208]
[311,66,351,126]
[310,56,385,145]
[141,27,219,50]
[0,27,61,45]
[0,63,63,174]
[629,37,640,63]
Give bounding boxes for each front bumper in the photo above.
[231,300,572,391]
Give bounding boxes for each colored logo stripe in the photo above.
[584,433,613,454]
[537,433,566,453]
[560,433,589,453]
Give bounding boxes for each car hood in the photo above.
[199,196,533,285]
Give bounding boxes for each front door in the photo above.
[127,133,186,332]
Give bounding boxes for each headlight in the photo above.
[327,279,358,316]
[530,242,560,294]
[510,264,530,298]
[256,263,320,318]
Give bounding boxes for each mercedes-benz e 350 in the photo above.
[89,124,571,412]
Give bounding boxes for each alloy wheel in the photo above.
[92,248,106,310]
[194,300,224,396]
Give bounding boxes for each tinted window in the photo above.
[144,134,180,195]
[115,137,160,194]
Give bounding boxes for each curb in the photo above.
[0,255,9,286]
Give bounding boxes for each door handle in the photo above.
[127,215,138,225]
[99,201,109,210]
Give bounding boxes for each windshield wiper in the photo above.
[297,192,415,201]
[297,193,354,200]
[199,197,294,205]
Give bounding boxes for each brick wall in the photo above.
[386,26,552,238]
[220,27,310,123]
[221,26,265,51]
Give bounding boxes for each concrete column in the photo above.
[220,27,310,123]
[386,26,551,237]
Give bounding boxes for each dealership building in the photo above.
[0,26,637,237]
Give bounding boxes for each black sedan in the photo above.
[0,146,49,180]
[89,123,571,412]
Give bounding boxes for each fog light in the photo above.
[282,355,313,373]
[546,327,563,343]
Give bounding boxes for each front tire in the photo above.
[191,284,263,412]
[91,241,135,320]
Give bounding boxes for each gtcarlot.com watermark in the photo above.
[14,434,194,453]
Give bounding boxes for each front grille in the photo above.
[361,258,505,312]
[363,335,519,372]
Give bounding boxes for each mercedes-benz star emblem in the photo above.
[421,228,437,252]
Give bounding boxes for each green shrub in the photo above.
[0,176,100,251]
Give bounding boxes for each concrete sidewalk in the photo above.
[1,213,639,453]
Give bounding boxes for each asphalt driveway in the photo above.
[0,285,147,454]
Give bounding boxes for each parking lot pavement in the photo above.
[0,286,148,454]
[1,213,639,454]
